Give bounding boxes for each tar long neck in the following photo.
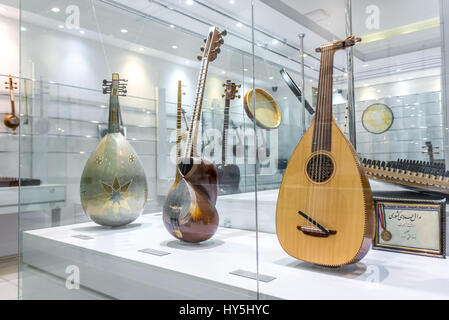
[185,57,210,158]
[176,80,182,163]
[312,48,335,152]
[222,97,231,164]
[108,93,122,134]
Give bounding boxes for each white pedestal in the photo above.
[22,213,449,300]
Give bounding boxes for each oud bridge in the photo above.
[297,226,337,238]
[297,211,337,238]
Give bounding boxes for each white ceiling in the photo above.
[0,0,444,85]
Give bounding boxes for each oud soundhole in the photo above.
[306,154,334,183]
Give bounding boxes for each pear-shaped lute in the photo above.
[80,73,148,227]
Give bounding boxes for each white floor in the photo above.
[0,256,18,300]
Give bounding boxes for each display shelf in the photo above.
[0,184,66,215]
[22,213,449,300]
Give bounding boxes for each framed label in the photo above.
[373,198,446,258]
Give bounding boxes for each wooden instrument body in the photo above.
[4,113,19,130]
[276,120,374,266]
[163,157,218,243]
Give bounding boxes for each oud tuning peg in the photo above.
[197,55,203,61]
[237,95,241,99]
[222,83,226,87]
[213,48,221,54]
[220,30,227,37]
[203,38,207,43]
[222,94,225,98]
[216,38,224,45]
[237,84,242,88]
[200,46,205,52]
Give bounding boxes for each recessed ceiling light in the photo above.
[272,39,279,45]
[58,25,64,29]
[269,76,273,80]
[221,71,226,74]
[20,27,27,31]
[139,47,144,51]
[243,68,248,72]
[343,73,348,77]
[363,64,369,67]
[396,69,401,72]
[236,22,243,28]
[79,30,85,34]
[185,60,190,64]
[229,0,235,4]
[51,7,60,13]
[309,79,313,82]
[172,45,178,49]
[0,7,7,12]
[169,24,175,28]
[186,0,194,5]
[120,29,128,33]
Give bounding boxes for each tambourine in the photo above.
[244,88,281,130]
[279,68,314,115]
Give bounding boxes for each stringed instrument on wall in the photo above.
[276,36,374,267]
[217,80,241,195]
[163,27,226,243]
[3,76,19,131]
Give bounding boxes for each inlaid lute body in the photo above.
[163,27,226,243]
[276,36,374,266]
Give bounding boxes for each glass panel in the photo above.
[254,0,447,299]
[18,0,257,300]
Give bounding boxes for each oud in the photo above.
[276,36,374,266]
[80,74,148,227]
[162,27,226,243]
[4,76,19,131]
[217,80,241,195]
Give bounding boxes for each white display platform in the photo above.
[23,213,449,300]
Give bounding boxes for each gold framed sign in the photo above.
[373,197,446,258]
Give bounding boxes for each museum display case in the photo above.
[0,0,446,299]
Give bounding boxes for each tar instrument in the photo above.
[217,80,241,195]
[276,36,374,266]
[162,26,226,243]
[244,88,281,130]
[4,75,19,131]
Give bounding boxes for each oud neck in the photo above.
[222,98,230,164]
[312,48,335,152]
[108,94,122,133]
[185,57,209,158]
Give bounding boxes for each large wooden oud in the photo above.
[276,36,374,266]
